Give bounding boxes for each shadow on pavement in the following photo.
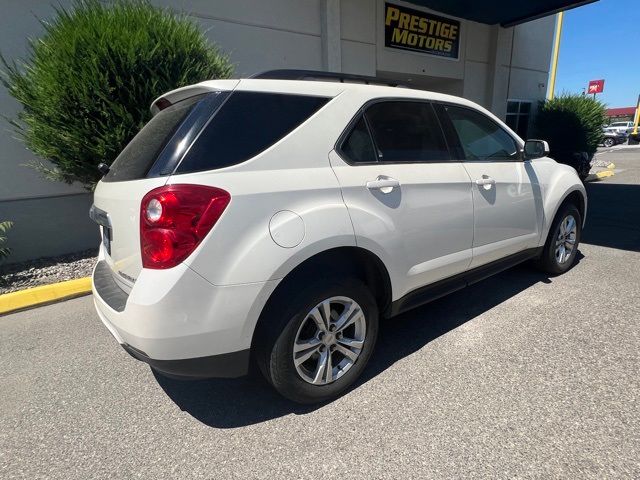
[582,182,640,252]
[155,262,561,429]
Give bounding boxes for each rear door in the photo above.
[435,103,540,268]
[330,100,474,300]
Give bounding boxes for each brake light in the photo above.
[140,184,230,269]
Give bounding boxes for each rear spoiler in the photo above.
[150,80,240,115]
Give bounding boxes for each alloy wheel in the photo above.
[292,296,366,385]
[555,214,577,264]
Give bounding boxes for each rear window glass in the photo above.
[176,92,329,173]
[364,101,449,162]
[104,95,203,182]
[340,115,377,163]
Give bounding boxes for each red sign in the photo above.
[588,79,605,94]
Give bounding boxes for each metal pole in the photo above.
[632,94,640,136]
[547,11,564,101]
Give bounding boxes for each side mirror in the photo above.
[524,139,550,159]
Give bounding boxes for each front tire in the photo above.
[536,203,582,275]
[256,278,378,404]
[603,137,615,148]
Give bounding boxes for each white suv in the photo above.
[606,121,635,134]
[91,70,586,404]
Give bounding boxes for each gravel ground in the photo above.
[591,158,613,168]
[0,249,97,294]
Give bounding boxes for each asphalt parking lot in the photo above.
[1,148,639,479]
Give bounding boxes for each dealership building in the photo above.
[0,0,591,263]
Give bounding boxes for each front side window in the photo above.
[364,101,449,162]
[176,92,329,173]
[444,105,519,161]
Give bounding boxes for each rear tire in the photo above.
[536,203,582,275]
[255,277,378,404]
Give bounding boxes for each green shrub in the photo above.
[0,221,12,261]
[534,94,607,160]
[1,0,233,188]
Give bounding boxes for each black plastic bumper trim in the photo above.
[93,260,129,312]
[122,344,251,379]
[388,247,543,317]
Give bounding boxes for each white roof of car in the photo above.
[152,76,519,142]
[157,77,476,111]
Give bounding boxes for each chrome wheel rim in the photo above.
[293,296,366,385]
[555,214,577,264]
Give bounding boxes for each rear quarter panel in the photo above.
[172,91,361,286]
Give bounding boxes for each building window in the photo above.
[505,100,531,139]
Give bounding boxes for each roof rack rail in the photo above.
[250,69,408,88]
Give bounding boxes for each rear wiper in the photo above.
[98,163,110,175]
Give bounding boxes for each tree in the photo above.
[0,221,12,262]
[534,94,607,178]
[1,0,233,188]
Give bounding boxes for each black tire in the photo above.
[536,203,582,275]
[603,137,615,148]
[255,277,378,404]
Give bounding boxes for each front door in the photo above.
[330,100,474,300]
[436,103,540,268]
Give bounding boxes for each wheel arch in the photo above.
[250,246,393,351]
[562,189,586,224]
[543,186,587,243]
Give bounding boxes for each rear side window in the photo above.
[364,101,449,162]
[176,92,329,173]
[340,115,377,163]
[443,105,519,161]
[104,95,204,182]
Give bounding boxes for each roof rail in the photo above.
[250,69,408,88]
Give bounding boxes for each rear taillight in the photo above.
[140,184,230,269]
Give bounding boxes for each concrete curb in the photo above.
[585,169,615,182]
[0,277,92,316]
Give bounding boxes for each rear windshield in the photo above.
[104,95,204,182]
[175,92,329,174]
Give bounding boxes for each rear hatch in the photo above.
[92,79,333,290]
[92,82,237,289]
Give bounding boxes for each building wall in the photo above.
[0,0,98,264]
[156,0,326,75]
[0,0,556,264]
[157,0,554,113]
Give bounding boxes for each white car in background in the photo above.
[606,121,635,134]
[91,70,587,404]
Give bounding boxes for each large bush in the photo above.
[534,94,607,160]
[0,221,12,262]
[1,0,233,188]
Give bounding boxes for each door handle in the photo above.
[475,175,495,190]
[366,176,400,194]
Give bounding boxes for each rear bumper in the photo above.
[122,343,250,379]
[91,247,278,378]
